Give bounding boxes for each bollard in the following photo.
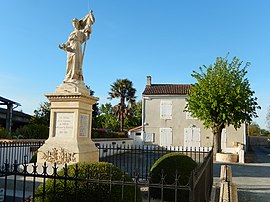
[220,165,232,183]
[219,165,238,202]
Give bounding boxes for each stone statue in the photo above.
[59,10,95,83]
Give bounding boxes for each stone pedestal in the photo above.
[37,82,99,165]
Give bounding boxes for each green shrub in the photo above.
[92,129,128,138]
[0,127,8,139]
[12,124,49,139]
[150,152,197,201]
[35,162,142,202]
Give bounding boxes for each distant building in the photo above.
[0,96,31,133]
[128,126,142,145]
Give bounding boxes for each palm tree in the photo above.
[108,79,136,132]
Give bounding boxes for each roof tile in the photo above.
[142,84,191,95]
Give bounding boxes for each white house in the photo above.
[140,76,248,153]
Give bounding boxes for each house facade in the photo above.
[141,76,247,152]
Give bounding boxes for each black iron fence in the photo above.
[189,149,213,201]
[0,141,213,201]
[0,141,44,166]
[98,144,211,180]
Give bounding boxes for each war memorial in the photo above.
[37,11,99,164]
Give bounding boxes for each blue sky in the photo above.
[0,1,269,129]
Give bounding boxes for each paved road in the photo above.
[214,146,270,201]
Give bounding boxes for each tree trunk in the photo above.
[120,97,125,132]
[120,113,124,132]
[213,127,223,154]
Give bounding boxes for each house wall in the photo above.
[223,125,246,150]
[143,94,246,150]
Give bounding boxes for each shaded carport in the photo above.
[0,96,21,134]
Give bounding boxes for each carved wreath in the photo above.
[41,148,76,164]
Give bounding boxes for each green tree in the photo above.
[185,55,260,154]
[0,127,8,139]
[11,101,51,139]
[125,100,142,129]
[95,103,119,130]
[108,79,136,132]
[87,86,99,128]
[248,122,261,136]
[261,129,270,136]
[12,101,51,139]
[13,124,49,139]
[31,101,50,126]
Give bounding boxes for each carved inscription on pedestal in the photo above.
[54,112,74,137]
[80,114,89,137]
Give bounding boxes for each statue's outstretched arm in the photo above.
[58,43,74,52]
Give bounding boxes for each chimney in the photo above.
[146,76,152,86]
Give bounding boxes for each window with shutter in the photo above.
[160,100,172,119]
[144,133,155,143]
[184,127,201,147]
[160,128,173,147]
